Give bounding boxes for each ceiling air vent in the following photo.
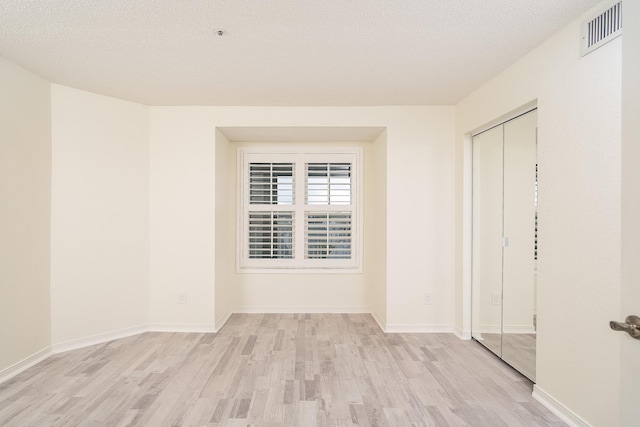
[581,1,623,56]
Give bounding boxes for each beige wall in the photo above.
[50,85,150,347]
[455,2,622,424]
[0,57,52,374]
[149,107,455,331]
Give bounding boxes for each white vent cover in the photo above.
[581,1,623,56]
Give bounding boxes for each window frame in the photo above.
[237,147,363,273]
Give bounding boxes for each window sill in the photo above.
[236,266,363,275]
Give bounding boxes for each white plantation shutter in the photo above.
[239,149,361,271]
[248,211,294,259]
[305,212,352,259]
[304,162,353,260]
[306,163,351,205]
[249,163,294,205]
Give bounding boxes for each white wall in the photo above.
[384,108,455,331]
[214,129,234,328]
[371,130,388,327]
[149,109,217,331]
[149,107,455,331]
[50,85,150,347]
[455,2,622,424]
[620,1,640,424]
[0,57,52,374]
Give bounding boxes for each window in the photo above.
[305,212,352,259]
[238,148,362,272]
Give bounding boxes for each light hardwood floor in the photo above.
[0,314,564,426]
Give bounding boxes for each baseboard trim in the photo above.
[453,326,472,340]
[479,324,502,334]
[52,324,149,354]
[532,385,591,427]
[0,346,52,385]
[371,312,386,332]
[479,325,536,334]
[233,307,369,314]
[503,325,536,334]
[148,323,216,333]
[384,324,454,334]
[214,311,233,332]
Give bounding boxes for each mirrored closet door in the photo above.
[472,109,537,382]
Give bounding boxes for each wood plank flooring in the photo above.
[0,314,564,426]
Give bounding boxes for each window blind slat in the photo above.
[250,163,294,205]
[249,211,294,259]
[305,163,351,205]
[305,212,352,259]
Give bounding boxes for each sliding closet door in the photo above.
[502,110,537,381]
[471,125,504,357]
[472,109,538,381]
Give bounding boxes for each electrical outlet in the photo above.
[492,293,501,305]
[423,292,433,305]
[177,292,187,304]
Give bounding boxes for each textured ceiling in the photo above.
[0,0,601,106]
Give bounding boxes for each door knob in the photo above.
[609,315,640,339]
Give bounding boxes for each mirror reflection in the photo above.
[472,109,537,382]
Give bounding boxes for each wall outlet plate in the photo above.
[177,292,187,304]
[492,293,501,305]
[424,292,433,305]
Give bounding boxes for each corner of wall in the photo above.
[0,56,53,375]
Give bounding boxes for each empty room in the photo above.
[0,0,638,426]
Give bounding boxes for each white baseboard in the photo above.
[52,324,149,354]
[384,324,454,334]
[479,324,502,334]
[233,306,369,314]
[0,346,52,385]
[371,312,386,332]
[479,325,536,334]
[453,326,472,340]
[148,323,216,333]
[214,311,232,332]
[532,385,591,427]
[503,325,536,334]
